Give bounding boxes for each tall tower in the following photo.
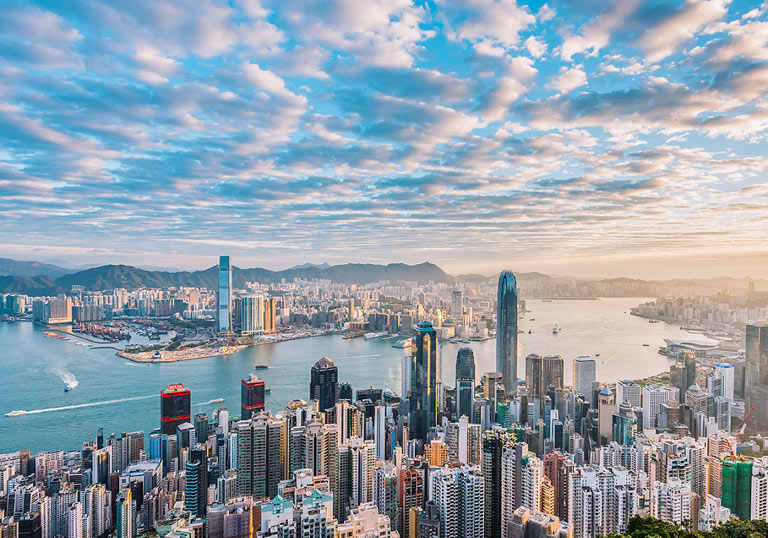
[455,348,476,420]
[160,384,190,435]
[409,321,438,442]
[573,356,596,397]
[216,255,232,336]
[496,270,518,394]
[745,324,768,433]
[236,413,286,500]
[310,357,339,411]
[241,374,266,419]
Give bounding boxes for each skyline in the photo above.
[3,0,768,278]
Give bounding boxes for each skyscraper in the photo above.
[236,413,286,500]
[573,357,596,397]
[456,347,476,420]
[451,290,463,319]
[310,356,339,411]
[241,374,266,420]
[745,324,768,433]
[160,384,190,435]
[483,429,516,538]
[409,321,438,442]
[216,255,232,336]
[185,448,208,518]
[496,270,518,394]
[240,295,264,335]
[525,354,564,409]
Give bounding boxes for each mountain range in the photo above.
[0,257,766,296]
[0,260,453,295]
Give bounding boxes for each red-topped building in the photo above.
[241,375,265,420]
[161,384,191,434]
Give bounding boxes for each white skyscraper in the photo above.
[431,465,484,538]
[401,351,411,402]
[751,457,768,521]
[521,456,544,514]
[568,466,637,538]
[651,478,691,526]
[715,364,735,402]
[616,380,642,411]
[374,405,386,460]
[573,357,596,397]
[642,385,671,429]
[67,503,83,538]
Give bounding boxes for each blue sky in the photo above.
[1,0,768,278]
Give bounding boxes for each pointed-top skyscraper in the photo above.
[496,270,518,394]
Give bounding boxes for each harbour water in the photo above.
[0,298,690,453]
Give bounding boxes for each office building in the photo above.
[746,324,768,433]
[573,357,596,398]
[451,290,463,318]
[483,429,516,538]
[399,467,424,538]
[115,489,133,538]
[456,348,476,421]
[217,255,232,336]
[612,401,638,446]
[496,270,518,394]
[310,356,339,412]
[642,385,671,430]
[240,295,264,335]
[525,354,564,409]
[160,384,190,435]
[715,364,735,402]
[409,321,438,442]
[241,374,266,419]
[185,448,207,517]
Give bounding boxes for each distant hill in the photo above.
[0,258,74,278]
[0,261,454,295]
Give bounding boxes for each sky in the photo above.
[1,0,768,279]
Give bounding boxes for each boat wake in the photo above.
[17,395,155,416]
[54,368,79,390]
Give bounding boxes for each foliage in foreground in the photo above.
[601,516,768,538]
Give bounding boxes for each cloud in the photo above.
[560,1,641,60]
[547,67,588,94]
[442,0,536,51]
[635,0,729,62]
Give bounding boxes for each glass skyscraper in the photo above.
[216,255,232,336]
[745,323,768,433]
[455,347,476,420]
[496,270,518,394]
[409,321,438,442]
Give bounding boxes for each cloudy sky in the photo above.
[2,0,768,278]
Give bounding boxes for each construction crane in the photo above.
[736,407,755,442]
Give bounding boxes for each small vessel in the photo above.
[6,410,26,417]
[254,364,269,369]
[552,324,561,334]
[528,329,531,334]
[265,388,271,394]
[64,385,72,392]
[529,318,535,321]
[642,344,650,347]
[210,398,225,404]
[392,339,411,348]
[595,353,600,357]
[648,319,660,324]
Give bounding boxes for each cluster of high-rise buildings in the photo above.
[3,268,768,538]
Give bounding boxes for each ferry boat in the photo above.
[392,339,411,348]
[552,325,561,333]
[210,398,225,404]
[6,410,26,417]
[254,364,269,369]
[648,319,660,324]
[364,332,387,340]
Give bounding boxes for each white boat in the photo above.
[365,331,388,340]
[552,324,561,333]
[392,339,411,348]
[209,398,225,404]
[6,410,26,417]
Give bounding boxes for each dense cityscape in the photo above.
[1,256,767,538]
